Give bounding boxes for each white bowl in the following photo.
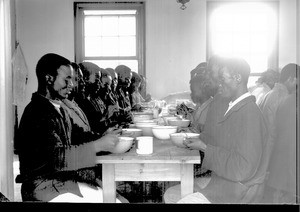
[170,132,200,148]
[162,116,178,125]
[168,119,191,128]
[135,123,159,136]
[112,136,134,154]
[135,122,158,128]
[133,111,153,115]
[135,120,158,124]
[152,126,178,140]
[121,128,143,138]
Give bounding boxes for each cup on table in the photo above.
[136,136,153,155]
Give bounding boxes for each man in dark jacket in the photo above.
[115,65,134,127]
[15,53,125,202]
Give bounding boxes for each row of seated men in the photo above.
[14,54,150,203]
[14,52,299,203]
[65,62,149,138]
[163,56,299,204]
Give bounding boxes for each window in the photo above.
[74,2,145,74]
[207,1,279,88]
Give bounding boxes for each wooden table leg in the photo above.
[180,164,194,198]
[102,164,116,203]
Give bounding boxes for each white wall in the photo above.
[145,0,206,100]
[278,0,298,67]
[0,0,15,201]
[16,0,299,116]
[16,0,74,116]
[297,0,300,64]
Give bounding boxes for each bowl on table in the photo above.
[121,128,143,138]
[170,132,200,148]
[135,122,158,128]
[152,125,178,140]
[168,118,191,128]
[162,116,178,125]
[135,119,158,124]
[135,123,159,136]
[112,136,134,154]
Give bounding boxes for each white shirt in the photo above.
[224,92,251,116]
[49,99,63,115]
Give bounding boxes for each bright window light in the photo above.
[75,2,144,76]
[84,11,137,57]
[210,2,278,74]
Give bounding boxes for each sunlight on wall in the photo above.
[210,2,278,74]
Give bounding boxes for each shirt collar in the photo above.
[224,92,251,116]
[49,99,62,113]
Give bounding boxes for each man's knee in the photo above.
[163,184,181,203]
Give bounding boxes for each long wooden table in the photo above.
[96,138,201,203]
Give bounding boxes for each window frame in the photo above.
[74,2,145,75]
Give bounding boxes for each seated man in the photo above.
[99,68,120,129]
[77,62,111,135]
[263,63,299,204]
[139,74,152,102]
[61,62,94,137]
[105,68,122,127]
[115,65,134,127]
[190,61,207,78]
[179,70,217,134]
[14,53,126,203]
[129,72,146,111]
[249,68,279,106]
[163,57,268,204]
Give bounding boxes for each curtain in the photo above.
[0,0,14,201]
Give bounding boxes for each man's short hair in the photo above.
[36,53,71,84]
[78,62,102,80]
[190,62,207,78]
[190,71,218,98]
[100,68,111,79]
[105,68,116,78]
[115,65,132,77]
[279,63,300,83]
[131,72,142,84]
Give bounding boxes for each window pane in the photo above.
[213,32,233,56]
[248,76,260,89]
[233,32,250,56]
[251,33,268,53]
[85,37,101,57]
[233,14,250,32]
[251,14,268,32]
[85,60,138,73]
[209,2,277,74]
[119,16,136,36]
[119,36,136,56]
[102,16,118,36]
[250,53,268,73]
[101,37,119,56]
[85,17,102,36]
